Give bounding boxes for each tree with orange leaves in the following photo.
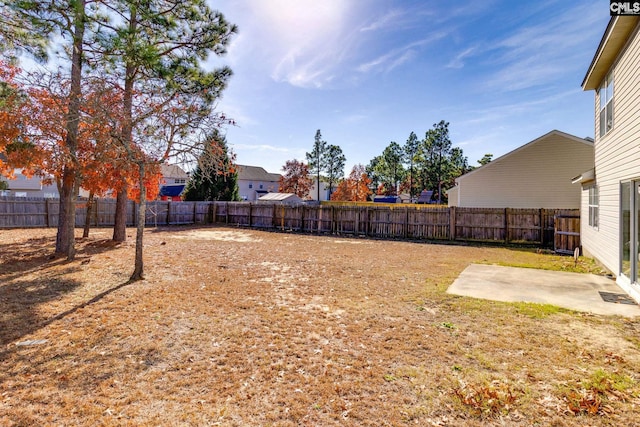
[279,159,313,199]
[0,60,32,177]
[330,164,372,202]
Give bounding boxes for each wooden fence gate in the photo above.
[554,215,581,255]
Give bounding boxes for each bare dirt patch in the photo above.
[1,226,639,426]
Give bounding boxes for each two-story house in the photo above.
[159,164,189,201]
[236,165,281,201]
[579,15,640,302]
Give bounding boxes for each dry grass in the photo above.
[1,225,639,426]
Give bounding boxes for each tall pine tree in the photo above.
[183,132,238,201]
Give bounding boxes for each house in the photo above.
[257,192,303,204]
[447,130,594,209]
[578,15,640,303]
[236,165,281,201]
[0,169,59,198]
[307,176,331,202]
[159,164,189,201]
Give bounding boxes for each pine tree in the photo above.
[183,133,238,201]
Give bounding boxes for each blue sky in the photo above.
[208,0,609,175]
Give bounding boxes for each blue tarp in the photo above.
[159,185,185,197]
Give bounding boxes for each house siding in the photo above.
[582,22,640,275]
[453,132,593,209]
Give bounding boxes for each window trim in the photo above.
[599,72,614,138]
[588,185,599,228]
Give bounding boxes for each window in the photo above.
[248,183,253,189]
[259,184,263,189]
[588,185,599,228]
[174,178,186,184]
[599,73,614,137]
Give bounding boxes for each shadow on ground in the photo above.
[0,235,127,349]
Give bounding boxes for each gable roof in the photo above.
[236,165,281,182]
[582,16,640,90]
[161,163,189,180]
[455,130,593,184]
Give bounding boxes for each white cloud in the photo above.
[482,4,603,91]
[446,47,475,69]
[233,143,295,154]
[357,33,447,74]
[359,9,405,32]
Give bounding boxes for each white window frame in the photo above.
[588,185,599,228]
[599,72,614,137]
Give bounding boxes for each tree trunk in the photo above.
[83,191,94,238]
[113,185,128,242]
[56,172,76,259]
[130,163,147,281]
[55,0,85,260]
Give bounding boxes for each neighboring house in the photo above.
[159,164,189,201]
[578,16,640,302]
[447,130,594,209]
[307,176,331,202]
[236,165,281,201]
[257,192,303,204]
[0,169,59,198]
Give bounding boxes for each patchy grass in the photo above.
[1,226,639,426]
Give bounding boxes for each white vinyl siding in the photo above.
[453,131,593,209]
[582,21,640,275]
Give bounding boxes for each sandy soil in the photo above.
[1,225,639,426]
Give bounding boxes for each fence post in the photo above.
[225,202,229,224]
[539,208,544,245]
[208,201,216,224]
[248,203,253,227]
[449,206,456,240]
[505,208,510,243]
[45,198,51,227]
[193,202,197,224]
[404,207,409,239]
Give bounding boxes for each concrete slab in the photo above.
[448,264,640,317]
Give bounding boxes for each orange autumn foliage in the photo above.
[330,164,372,202]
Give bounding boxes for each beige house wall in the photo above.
[452,131,593,209]
[581,21,640,277]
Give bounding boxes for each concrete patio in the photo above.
[448,264,640,317]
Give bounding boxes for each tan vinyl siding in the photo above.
[584,22,640,274]
[454,132,593,209]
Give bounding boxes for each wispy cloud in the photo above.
[446,47,476,69]
[233,143,296,154]
[360,9,406,32]
[481,5,603,91]
[357,33,447,74]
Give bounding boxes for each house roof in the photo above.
[582,16,640,90]
[236,165,281,182]
[159,185,185,197]
[455,130,594,184]
[161,163,189,180]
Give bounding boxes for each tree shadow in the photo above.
[0,235,123,282]
[0,276,82,347]
[0,234,131,351]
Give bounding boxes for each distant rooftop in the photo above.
[236,165,281,182]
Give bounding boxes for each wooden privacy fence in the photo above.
[0,197,579,250]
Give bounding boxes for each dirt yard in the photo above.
[1,226,639,426]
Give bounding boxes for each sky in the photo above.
[205,0,609,175]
